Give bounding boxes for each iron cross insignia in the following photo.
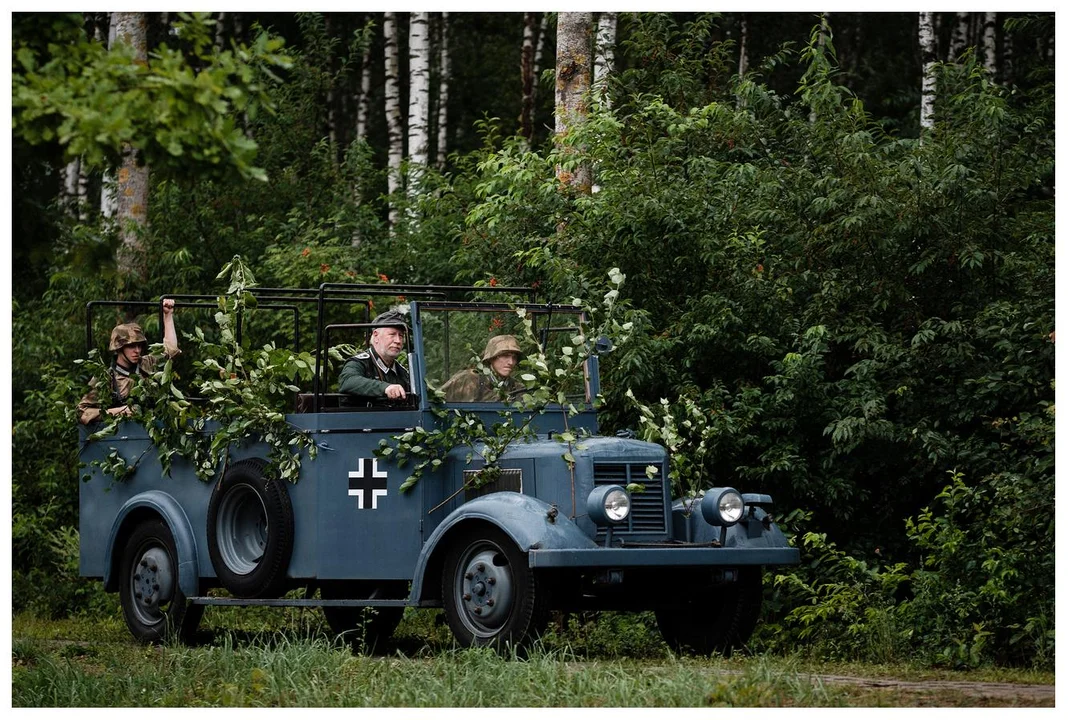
[348,458,388,509]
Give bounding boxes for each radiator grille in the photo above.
[593,462,668,538]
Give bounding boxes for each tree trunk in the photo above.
[919,11,937,137]
[738,13,750,77]
[215,12,227,51]
[408,12,431,202]
[383,11,405,228]
[555,12,592,192]
[355,39,372,143]
[593,12,617,107]
[436,12,450,169]
[111,11,150,280]
[521,12,537,145]
[982,12,997,77]
[950,11,969,60]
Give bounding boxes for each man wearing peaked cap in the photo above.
[78,299,181,424]
[338,309,412,405]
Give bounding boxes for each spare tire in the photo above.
[207,458,294,598]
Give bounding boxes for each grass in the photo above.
[10,609,1055,708]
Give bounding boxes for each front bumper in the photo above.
[528,545,800,569]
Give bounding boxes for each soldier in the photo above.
[77,299,180,425]
[338,310,412,406]
[440,334,525,402]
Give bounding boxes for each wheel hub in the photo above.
[130,547,174,622]
[459,548,513,632]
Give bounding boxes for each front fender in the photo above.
[103,490,199,598]
[410,492,596,602]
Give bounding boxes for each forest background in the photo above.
[9,10,1056,670]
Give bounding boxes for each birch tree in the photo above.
[436,12,450,168]
[383,12,404,228]
[950,12,969,60]
[738,13,750,77]
[407,11,431,195]
[110,11,150,280]
[355,40,372,142]
[555,12,592,192]
[593,12,617,107]
[982,12,997,76]
[919,11,937,137]
[521,12,538,144]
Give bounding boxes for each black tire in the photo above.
[207,458,294,598]
[655,566,764,657]
[119,518,201,644]
[320,581,405,654]
[442,526,549,650]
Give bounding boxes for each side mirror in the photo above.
[593,336,614,355]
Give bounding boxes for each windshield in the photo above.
[419,306,591,404]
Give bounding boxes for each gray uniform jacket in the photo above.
[338,347,411,405]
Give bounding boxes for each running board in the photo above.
[188,596,410,608]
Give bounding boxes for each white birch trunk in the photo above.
[436,11,450,169]
[555,12,592,192]
[521,12,537,145]
[593,12,617,107]
[738,13,750,77]
[383,11,405,229]
[533,13,549,81]
[919,11,937,137]
[100,17,117,219]
[950,12,969,60]
[111,12,150,279]
[407,12,431,201]
[60,158,80,216]
[982,12,997,76]
[355,41,372,142]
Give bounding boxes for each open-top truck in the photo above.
[79,283,799,653]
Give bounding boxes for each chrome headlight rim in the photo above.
[586,484,631,526]
[700,487,745,527]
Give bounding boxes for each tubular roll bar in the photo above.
[85,283,538,413]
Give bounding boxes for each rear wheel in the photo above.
[320,581,405,654]
[442,526,549,650]
[118,518,200,644]
[655,566,763,656]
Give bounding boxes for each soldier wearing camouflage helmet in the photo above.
[77,299,180,424]
[338,309,412,406]
[439,334,526,402]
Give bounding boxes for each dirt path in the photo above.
[803,672,1055,706]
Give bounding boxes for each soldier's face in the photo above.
[372,328,405,361]
[118,343,145,368]
[490,352,519,378]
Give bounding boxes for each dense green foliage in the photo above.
[11,12,1054,670]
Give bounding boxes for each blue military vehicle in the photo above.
[79,283,799,653]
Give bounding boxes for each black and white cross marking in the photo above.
[348,458,388,509]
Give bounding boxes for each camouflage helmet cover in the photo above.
[482,334,524,363]
[370,310,409,331]
[108,323,148,352]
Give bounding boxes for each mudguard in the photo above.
[103,490,200,598]
[410,492,596,602]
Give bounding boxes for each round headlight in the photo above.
[700,487,745,527]
[586,485,631,525]
[603,488,630,523]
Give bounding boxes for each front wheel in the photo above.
[655,566,763,657]
[442,526,548,650]
[118,518,201,644]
